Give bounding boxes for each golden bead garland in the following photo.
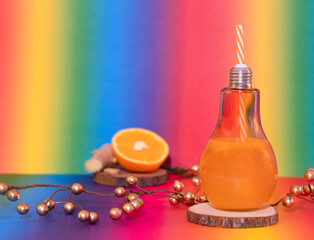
[0,171,199,224]
[0,166,313,224]
[271,167,314,208]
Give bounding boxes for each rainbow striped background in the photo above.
[0,0,313,175]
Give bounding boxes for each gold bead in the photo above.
[127,193,139,201]
[137,198,144,207]
[303,183,314,195]
[64,202,76,214]
[169,195,180,205]
[17,202,29,215]
[126,176,138,187]
[183,192,195,204]
[310,183,314,194]
[109,208,123,220]
[130,199,141,210]
[190,164,199,175]
[289,184,302,196]
[122,202,135,215]
[7,189,20,201]
[44,199,56,210]
[78,210,90,222]
[71,183,83,195]
[198,194,207,203]
[304,169,314,182]
[114,187,126,198]
[0,182,8,195]
[191,176,200,186]
[37,203,49,216]
[173,181,184,192]
[282,196,294,208]
[89,212,99,224]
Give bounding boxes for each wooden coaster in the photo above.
[93,168,168,187]
[187,203,278,228]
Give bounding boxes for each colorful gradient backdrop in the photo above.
[0,0,313,175]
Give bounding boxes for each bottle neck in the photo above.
[212,88,266,140]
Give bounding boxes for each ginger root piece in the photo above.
[84,144,115,173]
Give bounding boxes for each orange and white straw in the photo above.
[236,25,245,65]
[236,25,247,141]
[239,92,247,141]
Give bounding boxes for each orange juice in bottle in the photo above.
[199,67,277,211]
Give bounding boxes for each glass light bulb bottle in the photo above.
[199,65,277,211]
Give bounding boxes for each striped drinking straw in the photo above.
[236,25,245,65]
[236,25,247,142]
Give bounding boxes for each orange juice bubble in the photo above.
[199,138,277,211]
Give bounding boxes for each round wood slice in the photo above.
[187,203,278,228]
[93,168,167,187]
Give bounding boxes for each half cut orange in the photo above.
[112,128,169,172]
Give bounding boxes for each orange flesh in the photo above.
[114,131,166,163]
[112,129,169,172]
[199,138,277,210]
